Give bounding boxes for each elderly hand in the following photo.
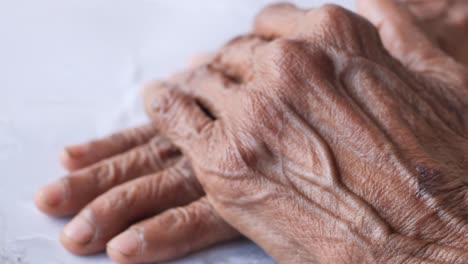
[34,55,240,263]
[145,0,468,263]
[35,0,468,263]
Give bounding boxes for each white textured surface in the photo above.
[0,1,352,263]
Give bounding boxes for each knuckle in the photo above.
[101,185,139,212]
[147,172,164,200]
[143,81,177,117]
[109,125,156,149]
[90,160,118,190]
[262,39,333,88]
[155,86,175,113]
[222,34,250,49]
[142,80,165,97]
[255,2,297,22]
[165,165,190,183]
[268,39,302,60]
[156,161,202,199]
[303,4,381,55]
[262,39,309,73]
[168,206,196,227]
[142,81,162,106]
[123,125,155,145]
[147,138,180,170]
[264,2,296,12]
[188,53,213,68]
[312,4,355,31]
[155,205,202,255]
[170,160,193,180]
[162,88,193,119]
[310,4,360,42]
[316,4,351,21]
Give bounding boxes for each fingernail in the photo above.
[64,144,89,159]
[37,181,66,207]
[108,229,141,257]
[64,217,94,245]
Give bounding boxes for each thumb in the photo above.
[356,0,452,73]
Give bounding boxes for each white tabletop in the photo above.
[0,1,352,263]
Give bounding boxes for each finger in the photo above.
[253,3,305,38]
[60,158,205,255]
[403,0,468,66]
[107,197,240,263]
[61,123,160,171]
[356,0,451,72]
[143,82,216,160]
[212,35,268,82]
[402,0,449,20]
[35,137,180,217]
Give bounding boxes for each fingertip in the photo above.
[59,149,81,171]
[60,214,101,255]
[107,229,143,264]
[59,143,91,170]
[34,181,66,215]
[107,247,137,264]
[60,230,87,255]
[60,230,91,256]
[64,144,89,159]
[34,188,50,214]
[110,198,239,263]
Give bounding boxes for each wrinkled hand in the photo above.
[34,54,240,264]
[146,0,468,263]
[35,0,468,263]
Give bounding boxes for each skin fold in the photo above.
[35,0,468,263]
[145,1,468,263]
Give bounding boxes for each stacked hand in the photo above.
[35,0,468,263]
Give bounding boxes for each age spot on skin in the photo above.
[415,164,442,197]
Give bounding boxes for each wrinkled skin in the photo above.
[35,0,468,263]
[145,1,468,263]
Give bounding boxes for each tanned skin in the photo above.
[35,1,468,263]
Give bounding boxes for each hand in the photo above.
[146,0,468,263]
[34,55,239,264]
[36,0,467,263]
[397,0,468,65]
